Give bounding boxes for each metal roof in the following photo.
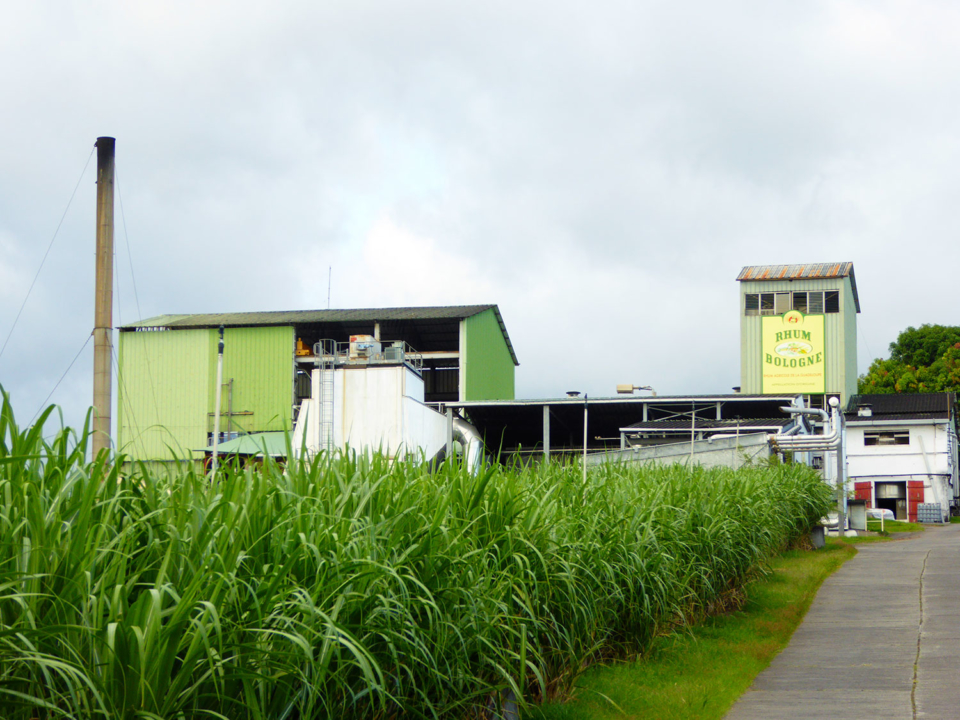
[447,394,802,455]
[845,393,955,421]
[446,393,799,409]
[120,304,519,366]
[623,417,792,432]
[124,305,497,328]
[847,413,950,423]
[200,432,288,457]
[736,262,860,312]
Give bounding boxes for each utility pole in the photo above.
[92,137,115,459]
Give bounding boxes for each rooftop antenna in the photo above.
[327,266,331,309]
[92,137,115,459]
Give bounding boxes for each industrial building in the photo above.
[447,394,804,464]
[847,393,959,522]
[737,262,860,406]
[116,305,517,464]
[118,262,928,486]
[450,262,864,464]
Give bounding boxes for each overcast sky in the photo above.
[2,0,959,434]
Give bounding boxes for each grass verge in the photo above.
[528,540,856,720]
[866,519,924,534]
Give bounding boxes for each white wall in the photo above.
[846,420,957,517]
[846,422,952,477]
[402,396,447,460]
[337,365,404,454]
[297,364,446,460]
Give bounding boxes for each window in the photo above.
[825,291,839,313]
[792,292,808,314]
[864,431,909,446]
[808,292,824,314]
[774,292,790,315]
[744,292,788,315]
[760,293,775,314]
[744,290,841,316]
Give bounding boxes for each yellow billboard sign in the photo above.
[762,311,825,394]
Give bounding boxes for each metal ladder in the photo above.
[314,340,336,455]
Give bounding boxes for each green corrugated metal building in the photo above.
[117,305,517,462]
[737,263,859,406]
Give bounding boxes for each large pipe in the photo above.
[770,429,839,448]
[92,137,115,459]
[770,414,840,450]
[770,398,847,532]
[781,406,830,424]
[452,417,484,474]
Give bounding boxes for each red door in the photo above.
[907,481,924,523]
[854,482,872,505]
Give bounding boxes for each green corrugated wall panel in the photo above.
[463,309,515,401]
[740,310,762,394]
[739,277,858,403]
[117,329,212,460]
[206,326,294,433]
[842,281,858,401]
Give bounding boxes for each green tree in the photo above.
[858,324,960,394]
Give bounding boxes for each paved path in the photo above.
[725,524,960,719]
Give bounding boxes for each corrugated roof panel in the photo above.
[846,412,949,422]
[623,417,792,431]
[200,431,288,457]
[846,393,955,419]
[736,262,860,312]
[120,304,519,367]
[447,393,799,408]
[737,262,854,282]
[122,305,498,329]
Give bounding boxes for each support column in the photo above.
[311,367,321,453]
[446,408,454,459]
[543,405,551,461]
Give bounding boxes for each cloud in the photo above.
[2,0,960,433]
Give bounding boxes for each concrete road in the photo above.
[725,524,960,720]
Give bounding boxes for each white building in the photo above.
[846,393,958,522]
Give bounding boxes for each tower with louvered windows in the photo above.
[737,263,859,407]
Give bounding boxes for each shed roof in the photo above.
[845,393,956,422]
[201,432,288,457]
[736,262,860,312]
[120,304,519,365]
